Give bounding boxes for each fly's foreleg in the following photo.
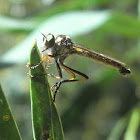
[26,54,53,70]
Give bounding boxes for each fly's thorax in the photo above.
[52,35,75,59]
[54,43,74,61]
[55,35,73,46]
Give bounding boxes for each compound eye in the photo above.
[44,33,55,48]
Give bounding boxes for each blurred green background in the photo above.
[0,0,140,140]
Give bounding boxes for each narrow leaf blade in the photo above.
[0,84,22,140]
[29,40,64,140]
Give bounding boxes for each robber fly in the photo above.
[28,33,131,101]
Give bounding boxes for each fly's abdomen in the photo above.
[73,43,131,76]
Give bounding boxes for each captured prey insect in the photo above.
[28,33,131,101]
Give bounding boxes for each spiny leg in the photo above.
[28,59,62,79]
[27,54,53,70]
[42,46,51,68]
[46,59,50,68]
[28,59,63,101]
[52,62,89,101]
[48,59,62,80]
[51,61,75,91]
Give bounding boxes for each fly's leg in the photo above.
[52,62,89,102]
[27,60,63,102]
[27,58,89,102]
[51,61,75,91]
[26,54,53,70]
[27,59,62,79]
[45,59,50,68]
[42,46,50,68]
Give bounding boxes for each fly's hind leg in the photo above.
[51,61,75,91]
[52,62,89,101]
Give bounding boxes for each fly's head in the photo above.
[41,33,55,52]
[55,35,73,47]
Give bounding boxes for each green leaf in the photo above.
[0,16,37,32]
[107,113,129,140]
[0,84,22,140]
[29,40,64,140]
[124,108,140,140]
[108,107,140,140]
[100,12,140,38]
[1,10,110,64]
